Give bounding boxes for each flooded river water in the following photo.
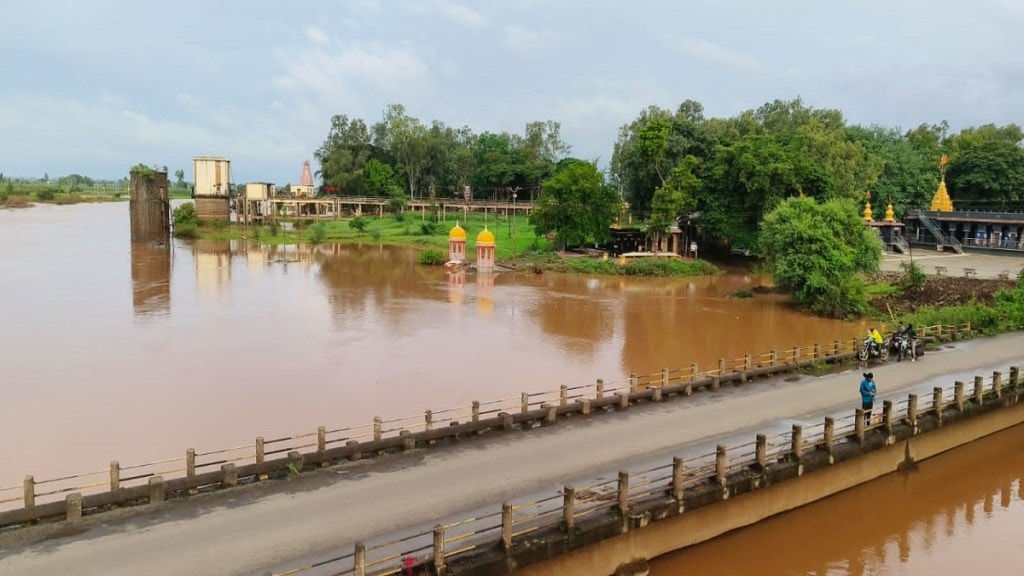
[0,203,861,486]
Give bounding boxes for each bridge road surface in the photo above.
[3,332,1024,576]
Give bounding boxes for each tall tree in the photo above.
[946,140,1024,209]
[315,115,374,196]
[529,160,620,250]
[372,104,429,199]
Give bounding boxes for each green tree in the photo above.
[363,159,403,198]
[373,104,429,199]
[759,196,883,317]
[647,155,701,250]
[174,169,186,188]
[946,140,1024,209]
[315,114,374,196]
[529,160,620,250]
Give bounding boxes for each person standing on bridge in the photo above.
[860,372,877,426]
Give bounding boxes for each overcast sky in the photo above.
[3,0,1023,185]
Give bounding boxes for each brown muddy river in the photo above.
[650,422,1024,576]
[0,203,860,486]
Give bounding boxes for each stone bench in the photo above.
[963,268,977,278]
[933,266,947,276]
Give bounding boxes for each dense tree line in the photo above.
[611,98,1024,250]
[314,103,570,205]
[314,99,1024,251]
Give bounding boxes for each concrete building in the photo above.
[193,157,231,221]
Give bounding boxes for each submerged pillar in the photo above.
[129,167,170,243]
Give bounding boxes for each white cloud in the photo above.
[502,25,553,57]
[305,26,331,47]
[432,0,487,29]
[661,36,765,74]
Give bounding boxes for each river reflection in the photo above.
[649,423,1024,576]
[0,203,863,488]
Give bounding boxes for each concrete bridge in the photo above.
[3,332,1024,576]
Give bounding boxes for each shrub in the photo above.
[173,202,199,226]
[730,289,754,298]
[173,222,198,239]
[350,216,368,232]
[418,249,447,265]
[420,221,438,235]
[900,260,926,289]
[370,230,382,241]
[54,194,83,205]
[307,222,327,245]
[904,300,1001,335]
[36,188,56,201]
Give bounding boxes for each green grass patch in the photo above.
[865,282,902,297]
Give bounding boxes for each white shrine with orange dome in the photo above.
[448,222,467,265]
[476,227,495,271]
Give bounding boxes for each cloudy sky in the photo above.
[3,0,1023,185]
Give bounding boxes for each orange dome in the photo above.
[476,228,495,245]
[449,223,467,240]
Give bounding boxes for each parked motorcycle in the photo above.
[890,327,918,362]
[857,336,890,361]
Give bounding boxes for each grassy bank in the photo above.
[180,208,722,277]
[0,181,191,205]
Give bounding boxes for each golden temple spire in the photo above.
[930,167,954,212]
[863,190,873,222]
[884,196,895,222]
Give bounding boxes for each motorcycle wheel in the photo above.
[880,347,890,361]
[857,346,869,361]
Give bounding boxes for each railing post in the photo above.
[354,542,366,576]
[596,378,604,399]
[855,409,865,444]
[907,394,919,431]
[148,476,165,504]
[1010,366,1020,388]
[521,392,529,414]
[110,461,120,492]
[374,416,383,441]
[718,358,726,374]
[671,457,685,504]
[563,485,575,533]
[317,426,327,466]
[824,417,835,455]
[256,436,267,481]
[993,371,1003,399]
[186,448,197,495]
[501,502,513,553]
[662,368,670,388]
[883,400,893,436]
[834,339,841,356]
[955,381,965,412]
[813,343,822,360]
[974,375,985,405]
[629,372,639,392]
[690,363,699,381]
[934,387,945,425]
[425,410,433,432]
[715,445,727,486]
[472,401,480,422]
[24,475,35,508]
[433,524,446,576]
[560,385,568,406]
[744,354,752,371]
[66,492,83,523]
[617,470,630,532]
[769,350,777,366]
[793,346,801,364]
[791,424,803,461]
[755,434,767,468]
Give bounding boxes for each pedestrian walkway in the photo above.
[881,252,1024,280]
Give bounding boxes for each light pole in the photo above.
[511,190,518,264]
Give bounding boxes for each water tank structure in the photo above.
[193,156,232,221]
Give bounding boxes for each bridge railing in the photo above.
[264,364,1018,576]
[0,324,972,518]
